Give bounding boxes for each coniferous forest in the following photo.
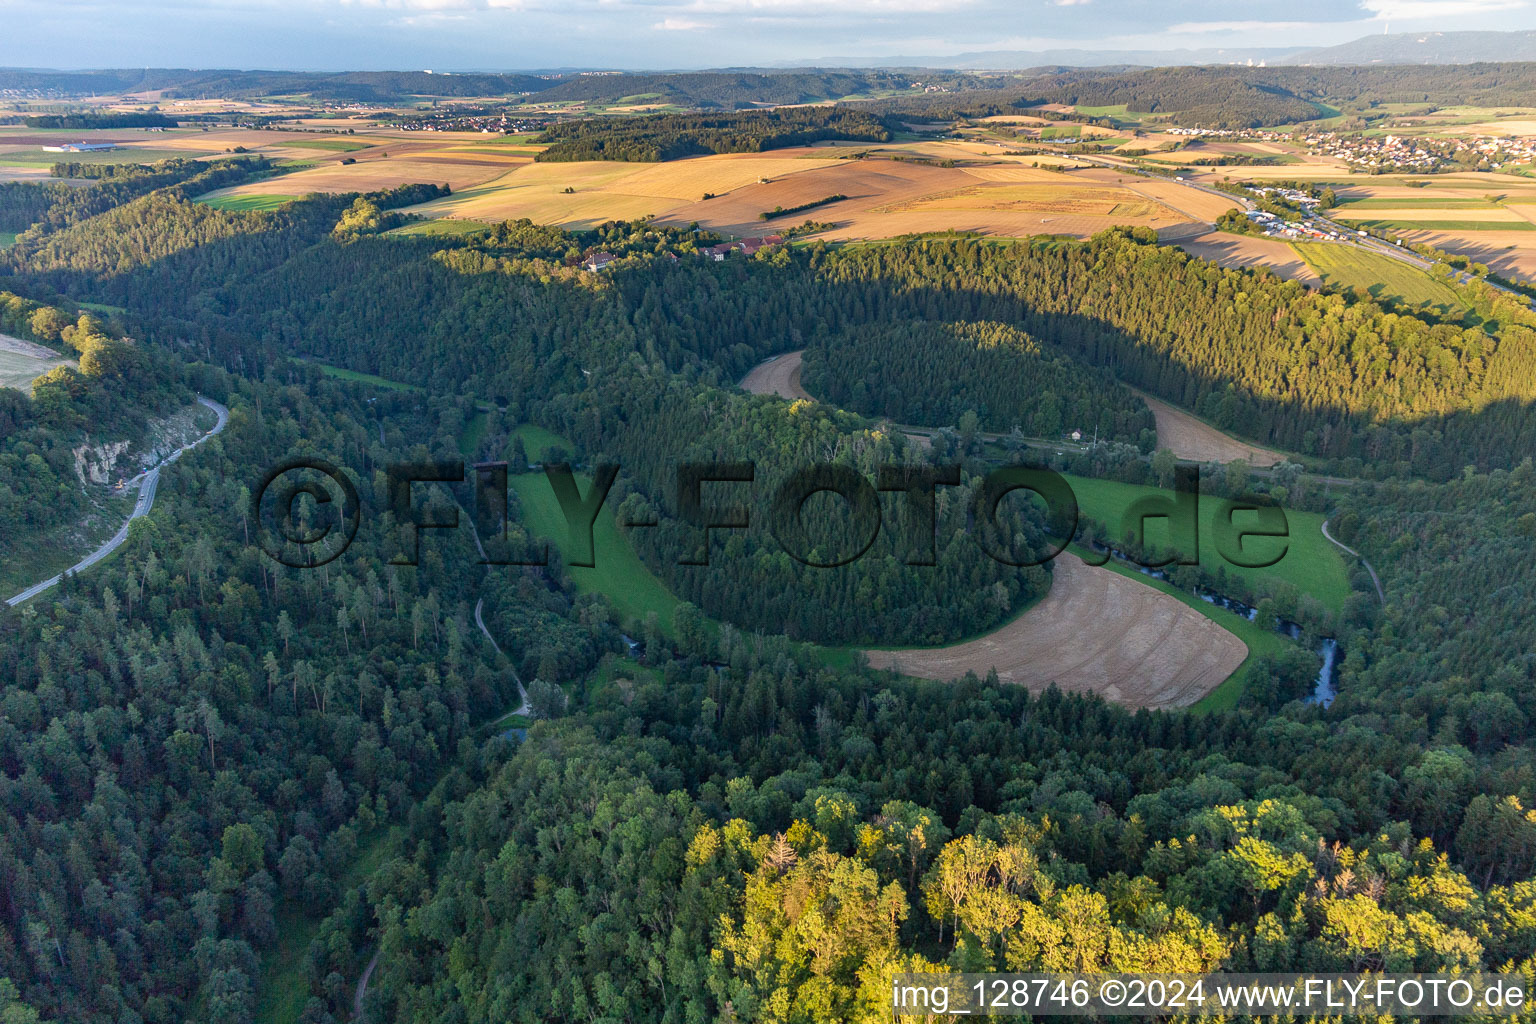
[0,134,1532,1024]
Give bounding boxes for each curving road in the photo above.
[1321,518,1385,605]
[6,396,229,607]
[475,596,529,716]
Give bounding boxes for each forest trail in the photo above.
[475,597,530,716]
[1321,518,1385,604]
[352,951,379,1020]
[6,396,229,607]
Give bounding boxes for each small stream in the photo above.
[1097,547,1339,707]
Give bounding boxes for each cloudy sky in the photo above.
[1,0,1532,69]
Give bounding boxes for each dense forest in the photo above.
[22,113,176,130]
[0,126,1533,1024]
[801,319,1155,445]
[534,108,891,162]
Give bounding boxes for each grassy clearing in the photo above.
[509,465,682,633]
[253,826,402,1024]
[1292,241,1466,313]
[0,147,196,167]
[511,423,572,461]
[0,231,16,248]
[386,217,493,238]
[458,409,488,459]
[310,362,424,392]
[197,193,298,211]
[280,138,370,152]
[1061,473,1352,614]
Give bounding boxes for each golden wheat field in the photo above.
[229,156,506,195]
[880,182,1167,218]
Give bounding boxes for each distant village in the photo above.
[1166,125,1536,174]
[392,112,550,134]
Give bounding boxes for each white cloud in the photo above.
[1360,0,1527,16]
[654,15,709,27]
[1164,18,1335,33]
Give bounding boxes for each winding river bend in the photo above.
[740,352,1345,708]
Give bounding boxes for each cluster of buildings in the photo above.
[1305,132,1536,173]
[1251,185,1321,208]
[394,112,548,134]
[699,234,783,261]
[1165,127,1294,142]
[1243,209,1342,241]
[580,234,784,272]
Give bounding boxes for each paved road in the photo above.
[6,396,229,607]
[1321,518,1385,605]
[475,597,529,716]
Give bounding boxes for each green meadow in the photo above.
[280,138,370,152]
[197,192,299,212]
[1293,241,1467,313]
[1061,473,1352,614]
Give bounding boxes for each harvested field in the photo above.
[662,158,968,237]
[224,156,504,196]
[1136,389,1286,467]
[1388,228,1536,278]
[1174,231,1320,285]
[863,552,1246,710]
[1123,180,1239,222]
[0,334,70,391]
[880,183,1169,219]
[673,159,1201,240]
[402,152,829,228]
[1332,206,1528,224]
[739,350,811,401]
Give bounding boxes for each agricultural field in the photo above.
[1293,240,1469,312]
[884,182,1168,219]
[739,350,812,401]
[1392,228,1536,278]
[863,552,1248,710]
[1173,230,1321,284]
[0,332,71,391]
[1133,388,1290,467]
[1064,473,1352,613]
[279,140,1228,239]
[385,217,494,237]
[195,192,298,211]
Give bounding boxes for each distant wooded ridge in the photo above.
[4,62,1536,118]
